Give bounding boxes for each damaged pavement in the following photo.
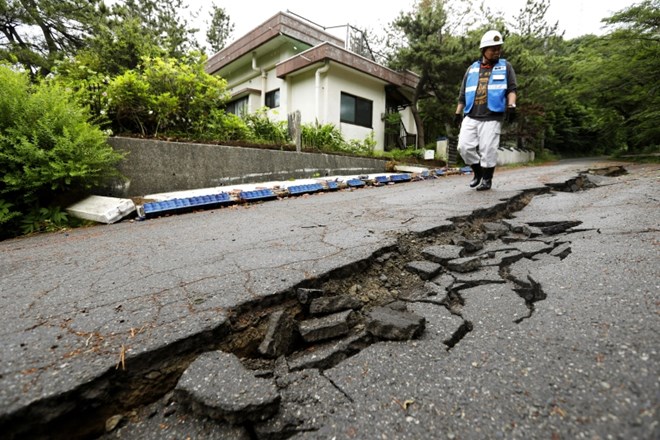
[0,159,658,439]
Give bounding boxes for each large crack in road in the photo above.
[4,168,624,440]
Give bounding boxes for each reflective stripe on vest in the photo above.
[464,59,508,114]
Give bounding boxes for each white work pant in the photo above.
[458,117,501,168]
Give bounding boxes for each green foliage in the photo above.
[344,131,377,155]
[106,53,229,137]
[242,109,289,144]
[301,122,344,151]
[0,199,19,225]
[300,122,375,155]
[21,206,69,235]
[0,0,205,77]
[206,4,235,53]
[205,110,251,141]
[388,0,451,146]
[385,147,425,162]
[0,0,108,76]
[0,63,124,239]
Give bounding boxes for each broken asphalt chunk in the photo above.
[298,310,356,343]
[480,249,524,267]
[296,288,325,305]
[309,295,362,315]
[367,306,426,340]
[481,222,510,240]
[430,274,456,292]
[421,244,464,263]
[452,237,485,253]
[454,266,505,284]
[510,240,555,258]
[258,310,295,358]
[405,260,443,280]
[287,332,371,371]
[527,221,583,235]
[446,256,482,273]
[175,351,280,424]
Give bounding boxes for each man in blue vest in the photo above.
[453,30,517,191]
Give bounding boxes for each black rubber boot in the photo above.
[477,167,494,191]
[469,163,483,188]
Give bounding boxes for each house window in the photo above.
[265,89,280,109]
[340,92,373,128]
[226,96,248,115]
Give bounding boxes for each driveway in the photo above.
[0,159,657,439]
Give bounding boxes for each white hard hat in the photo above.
[480,30,504,49]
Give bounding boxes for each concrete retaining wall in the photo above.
[106,137,388,197]
[497,146,535,165]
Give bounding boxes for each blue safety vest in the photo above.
[464,59,508,114]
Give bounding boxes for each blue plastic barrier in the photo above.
[240,189,277,202]
[390,174,412,183]
[325,181,340,191]
[142,193,233,218]
[346,179,366,188]
[288,183,324,196]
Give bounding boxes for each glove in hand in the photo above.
[453,113,463,127]
[505,106,517,123]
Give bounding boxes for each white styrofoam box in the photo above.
[66,195,135,224]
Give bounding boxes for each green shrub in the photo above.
[341,131,377,156]
[20,206,69,235]
[106,53,230,137]
[383,147,426,162]
[243,108,289,144]
[205,109,251,141]
[301,121,345,151]
[0,64,124,239]
[51,56,112,128]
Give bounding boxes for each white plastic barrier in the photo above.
[67,195,135,224]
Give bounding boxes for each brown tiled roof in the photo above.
[276,42,419,89]
[206,11,344,75]
[206,10,420,91]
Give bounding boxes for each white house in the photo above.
[205,11,422,152]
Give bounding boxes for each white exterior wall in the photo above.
[223,52,413,152]
[400,106,417,144]
[287,70,318,123]
[287,65,388,151]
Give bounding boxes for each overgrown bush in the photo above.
[342,131,377,155]
[243,109,290,144]
[204,109,252,142]
[105,53,230,137]
[385,147,426,162]
[301,121,377,155]
[301,122,345,151]
[0,64,124,239]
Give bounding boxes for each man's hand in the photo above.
[453,113,463,128]
[505,106,517,124]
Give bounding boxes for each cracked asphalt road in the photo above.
[0,158,658,439]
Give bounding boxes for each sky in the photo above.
[187,0,634,49]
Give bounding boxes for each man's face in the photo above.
[483,45,502,63]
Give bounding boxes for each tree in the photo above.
[546,0,659,155]
[598,0,660,151]
[0,0,201,77]
[0,0,108,76]
[389,0,451,147]
[206,3,234,54]
[504,0,564,150]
